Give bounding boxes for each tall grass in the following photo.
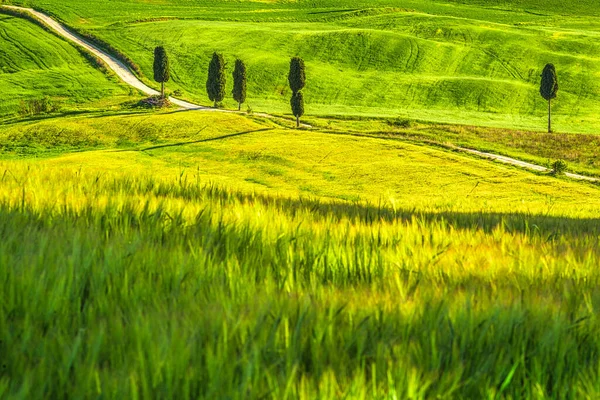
[2,163,600,398]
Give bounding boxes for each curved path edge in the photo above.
[2,5,210,110]
[3,5,599,184]
[458,147,599,183]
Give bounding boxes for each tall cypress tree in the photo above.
[540,63,558,133]
[153,46,170,99]
[207,52,226,108]
[290,91,304,128]
[232,59,247,111]
[288,57,306,127]
[288,57,306,94]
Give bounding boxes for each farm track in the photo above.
[3,5,599,184]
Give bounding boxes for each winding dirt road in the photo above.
[3,5,209,110]
[3,5,599,183]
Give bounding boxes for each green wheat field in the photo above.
[2,0,600,398]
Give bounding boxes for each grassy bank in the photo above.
[0,13,137,118]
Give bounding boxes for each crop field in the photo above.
[3,0,600,398]
[3,111,600,399]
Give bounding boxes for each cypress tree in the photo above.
[232,59,247,111]
[290,91,304,128]
[207,52,226,108]
[540,63,558,133]
[288,57,306,94]
[153,46,170,99]
[288,57,306,127]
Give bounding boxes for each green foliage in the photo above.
[18,96,60,116]
[551,159,568,175]
[288,56,306,94]
[153,46,170,84]
[232,58,247,110]
[540,63,558,101]
[61,21,143,77]
[153,46,170,98]
[387,117,413,128]
[291,90,304,126]
[13,0,600,131]
[206,51,226,107]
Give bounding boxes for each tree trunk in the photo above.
[548,99,551,133]
[238,102,241,111]
[161,82,165,99]
[214,100,217,108]
[296,116,300,128]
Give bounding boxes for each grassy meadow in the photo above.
[3,0,600,398]
[0,13,139,119]
[7,0,600,131]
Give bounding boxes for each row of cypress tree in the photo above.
[153,47,307,127]
[154,47,559,132]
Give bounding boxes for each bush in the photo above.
[551,159,568,175]
[18,97,60,116]
[136,95,171,109]
[387,118,413,128]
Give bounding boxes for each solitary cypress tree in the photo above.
[290,91,304,128]
[288,57,306,127]
[540,63,558,133]
[232,59,247,111]
[153,46,170,99]
[288,57,306,94]
[207,52,226,108]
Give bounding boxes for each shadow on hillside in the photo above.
[200,187,600,237]
[0,109,153,126]
[106,128,275,153]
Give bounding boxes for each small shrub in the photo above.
[387,118,413,128]
[18,97,60,116]
[172,89,183,97]
[551,159,567,175]
[137,95,171,109]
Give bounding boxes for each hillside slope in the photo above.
[8,0,600,131]
[0,14,135,118]
[3,110,600,398]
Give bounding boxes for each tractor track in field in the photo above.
[2,5,600,185]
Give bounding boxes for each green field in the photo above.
[4,111,600,399]
[0,13,138,119]
[3,0,600,398]
[7,0,600,131]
